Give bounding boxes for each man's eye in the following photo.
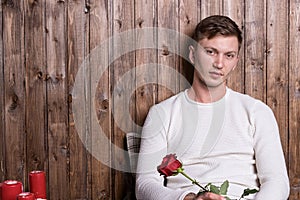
[205,49,215,55]
[226,54,236,59]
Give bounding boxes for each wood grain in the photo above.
[289,0,300,198]
[200,0,222,19]
[68,0,90,199]
[266,0,289,164]
[24,0,47,193]
[2,0,26,182]
[157,0,179,102]
[46,1,69,199]
[135,0,158,128]
[0,0,5,181]
[112,0,135,199]
[179,0,197,91]
[89,0,112,199]
[245,0,267,102]
[223,0,245,93]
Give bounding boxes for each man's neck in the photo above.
[188,82,227,103]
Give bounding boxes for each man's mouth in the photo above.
[209,71,224,77]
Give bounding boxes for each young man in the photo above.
[135,15,290,200]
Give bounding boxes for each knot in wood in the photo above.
[8,93,18,111]
[2,0,14,8]
[101,99,109,110]
[161,45,170,56]
[137,17,144,28]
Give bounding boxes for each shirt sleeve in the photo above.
[135,106,191,200]
[252,101,290,200]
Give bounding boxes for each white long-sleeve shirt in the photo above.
[136,88,290,200]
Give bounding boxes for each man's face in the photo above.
[189,35,240,88]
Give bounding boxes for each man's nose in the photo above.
[213,54,224,69]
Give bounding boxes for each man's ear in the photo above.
[188,45,195,65]
[232,55,240,71]
[232,65,237,71]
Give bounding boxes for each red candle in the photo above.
[1,180,23,200]
[29,170,47,199]
[0,182,3,200]
[17,192,35,200]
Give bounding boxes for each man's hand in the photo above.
[196,192,226,200]
[184,192,226,200]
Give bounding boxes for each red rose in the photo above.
[157,154,183,177]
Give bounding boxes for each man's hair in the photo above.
[193,15,243,50]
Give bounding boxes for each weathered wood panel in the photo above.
[24,0,47,193]
[132,1,158,199]
[135,0,158,128]
[46,1,69,199]
[2,0,26,181]
[0,0,5,182]
[245,0,267,101]
[200,0,222,18]
[68,0,90,199]
[89,0,112,199]
[223,0,245,93]
[289,0,300,199]
[157,0,179,102]
[266,0,289,161]
[179,0,198,90]
[112,0,135,199]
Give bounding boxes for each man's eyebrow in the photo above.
[225,51,238,54]
[204,47,237,54]
[196,44,238,54]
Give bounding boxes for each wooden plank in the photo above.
[157,0,179,102]
[0,0,5,181]
[68,0,90,199]
[135,0,157,131]
[23,0,47,192]
[244,0,266,101]
[266,0,289,165]
[112,0,135,199]
[289,1,300,199]
[131,0,158,198]
[200,0,222,19]
[223,0,245,93]
[88,0,112,199]
[45,1,69,199]
[2,0,26,181]
[179,0,198,91]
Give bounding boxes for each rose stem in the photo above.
[179,170,208,192]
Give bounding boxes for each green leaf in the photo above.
[220,180,229,195]
[204,183,211,190]
[241,188,259,198]
[209,184,220,194]
[224,196,231,200]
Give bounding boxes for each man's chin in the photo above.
[203,80,226,89]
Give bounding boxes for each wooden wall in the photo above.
[0,0,299,199]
